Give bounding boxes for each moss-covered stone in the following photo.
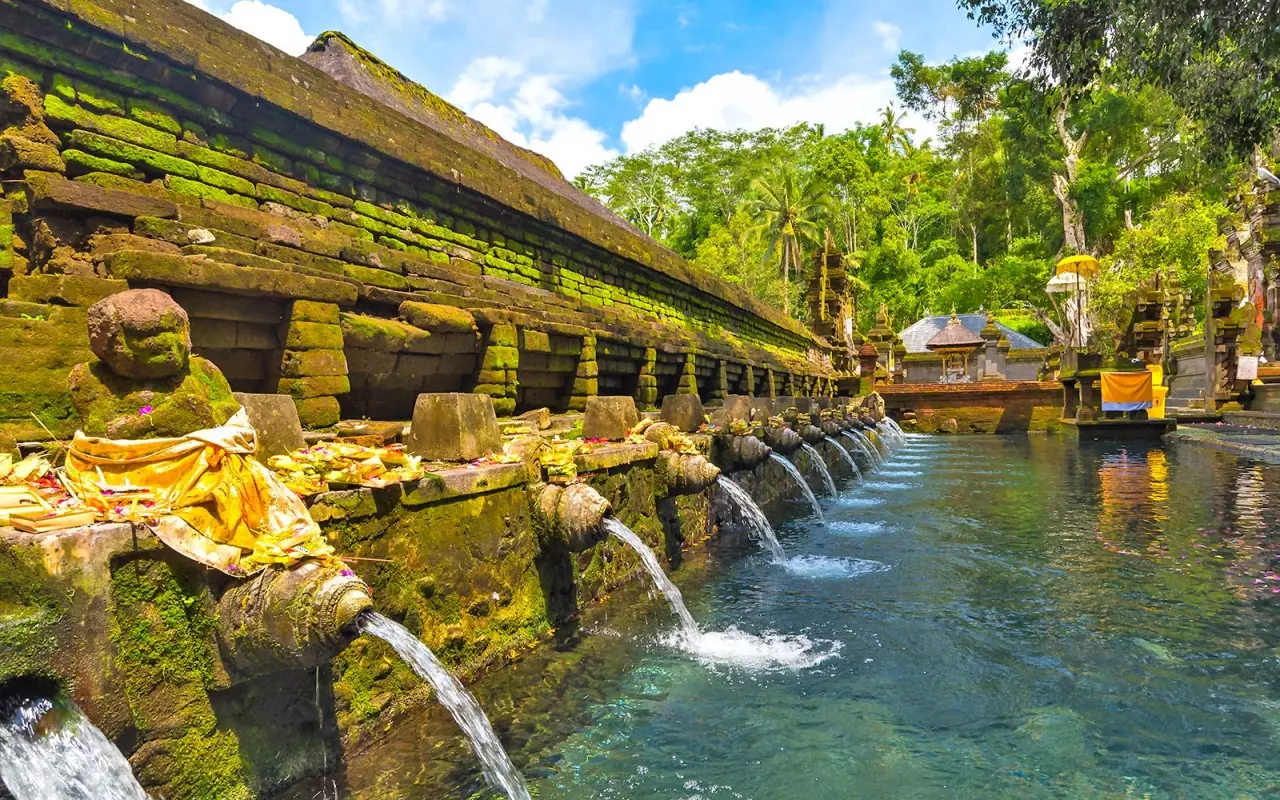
[398,300,475,334]
[163,175,256,209]
[280,348,347,378]
[126,97,182,135]
[62,147,140,178]
[295,395,341,428]
[43,94,177,154]
[69,356,238,438]
[109,556,253,800]
[284,320,344,350]
[277,375,351,399]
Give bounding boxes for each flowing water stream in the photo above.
[841,430,880,470]
[824,435,861,478]
[767,453,824,522]
[605,518,699,637]
[359,613,531,800]
[0,686,147,800]
[799,442,838,496]
[715,475,786,561]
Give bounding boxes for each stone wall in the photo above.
[881,381,1064,434]
[0,0,834,438]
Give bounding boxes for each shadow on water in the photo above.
[309,435,1280,798]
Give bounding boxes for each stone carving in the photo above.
[69,289,238,438]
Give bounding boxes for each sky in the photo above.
[182,0,1010,178]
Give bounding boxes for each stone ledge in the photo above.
[574,442,660,473]
[400,462,530,506]
[102,250,359,305]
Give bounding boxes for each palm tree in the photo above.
[880,104,916,154]
[749,164,828,316]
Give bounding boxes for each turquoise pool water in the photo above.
[332,435,1280,799]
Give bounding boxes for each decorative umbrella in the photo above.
[1056,254,1099,278]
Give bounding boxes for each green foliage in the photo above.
[1092,193,1228,339]
[579,49,1236,340]
[958,0,1280,158]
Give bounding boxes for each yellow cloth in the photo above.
[1100,370,1153,407]
[64,409,333,576]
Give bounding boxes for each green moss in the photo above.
[62,147,140,178]
[127,98,181,135]
[343,262,410,291]
[162,175,257,209]
[197,166,257,197]
[284,320,344,350]
[110,557,252,800]
[259,184,333,217]
[65,129,197,178]
[43,94,177,154]
[69,356,237,438]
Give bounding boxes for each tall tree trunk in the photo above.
[782,235,791,316]
[971,223,979,265]
[1053,97,1088,253]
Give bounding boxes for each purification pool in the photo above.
[320,435,1280,798]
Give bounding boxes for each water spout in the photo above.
[216,561,373,682]
[533,482,612,552]
[823,436,861,480]
[0,683,147,800]
[715,476,786,561]
[767,453,824,522]
[360,612,532,800]
[799,442,838,497]
[604,519,699,637]
[658,450,721,495]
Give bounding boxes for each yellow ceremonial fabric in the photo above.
[1100,370,1153,408]
[63,409,333,576]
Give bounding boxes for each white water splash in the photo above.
[828,521,889,537]
[877,469,923,478]
[862,481,920,491]
[782,555,892,579]
[663,628,843,672]
[0,691,147,800]
[360,613,532,800]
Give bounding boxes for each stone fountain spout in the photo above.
[659,450,722,495]
[711,433,773,474]
[533,482,613,553]
[798,424,826,445]
[819,419,843,438]
[216,560,373,682]
[762,424,804,456]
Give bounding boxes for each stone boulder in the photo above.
[660,394,704,433]
[69,357,239,439]
[86,289,191,380]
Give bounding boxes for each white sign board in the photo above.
[1238,356,1259,381]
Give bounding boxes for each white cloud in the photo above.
[338,0,448,25]
[872,21,901,54]
[450,60,617,178]
[182,0,312,56]
[620,70,911,154]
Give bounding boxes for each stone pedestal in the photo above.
[582,396,639,441]
[233,392,305,457]
[406,393,501,462]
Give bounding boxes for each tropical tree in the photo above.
[879,105,915,155]
[748,164,828,315]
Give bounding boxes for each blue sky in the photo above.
[184,0,1009,176]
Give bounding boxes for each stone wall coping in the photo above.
[34,0,821,349]
[878,381,1059,395]
[574,442,660,473]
